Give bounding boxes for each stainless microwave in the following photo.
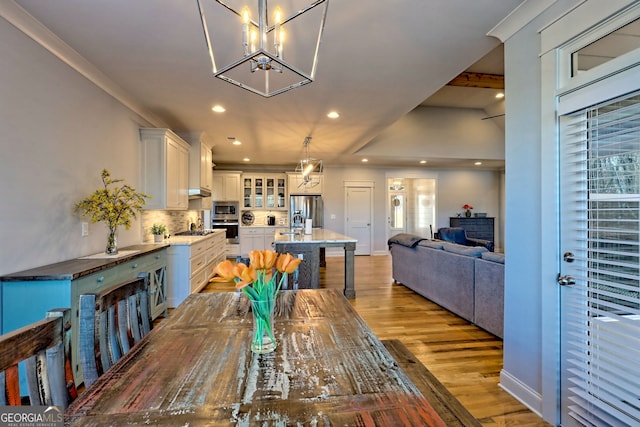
[212,201,239,219]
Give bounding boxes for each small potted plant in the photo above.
[150,224,167,243]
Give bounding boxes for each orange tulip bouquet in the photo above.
[211,250,301,354]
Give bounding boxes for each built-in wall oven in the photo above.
[211,201,239,244]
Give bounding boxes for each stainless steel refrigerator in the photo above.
[290,195,324,228]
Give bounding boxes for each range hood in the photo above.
[188,187,212,199]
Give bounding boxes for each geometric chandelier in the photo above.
[196,0,329,97]
[295,136,323,189]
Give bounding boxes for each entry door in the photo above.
[389,193,406,235]
[346,186,372,255]
[559,89,640,426]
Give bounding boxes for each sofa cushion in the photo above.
[387,233,425,248]
[481,252,505,264]
[475,258,505,338]
[442,242,488,258]
[417,240,444,250]
[437,227,468,245]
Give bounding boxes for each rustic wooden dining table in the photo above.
[65,289,447,426]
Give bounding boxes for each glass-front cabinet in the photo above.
[277,177,286,208]
[266,177,274,207]
[242,173,287,209]
[254,178,264,208]
[243,177,252,208]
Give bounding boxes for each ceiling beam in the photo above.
[447,72,504,89]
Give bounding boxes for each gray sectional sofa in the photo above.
[388,234,504,338]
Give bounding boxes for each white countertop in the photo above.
[273,228,357,244]
[239,224,288,228]
[161,229,225,246]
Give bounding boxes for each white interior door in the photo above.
[559,88,640,427]
[346,186,372,255]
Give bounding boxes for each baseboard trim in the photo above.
[499,369,544,418]
[324,249,389,257]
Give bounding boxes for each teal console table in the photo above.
[0,244,167,386]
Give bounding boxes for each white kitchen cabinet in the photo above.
[242,173,286,209]
[213,171,242,201]
[166,231,226,307]
[239,227,288,256]
[180,131,214,210]
[226,243,240,258]
[239,227,264,256]
[178,131,214,198]
[140,128,190,210]
[287,172,323,195]
[267,227,289,249]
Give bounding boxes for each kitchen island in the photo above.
[273,228,357,298]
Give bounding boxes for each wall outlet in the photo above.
[81,222,89,237]
[330,214,336,220]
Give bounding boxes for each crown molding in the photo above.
[487,0,558,42]
[0,0,167,127]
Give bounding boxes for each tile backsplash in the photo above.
[141,210,203,242]
[242,210,288,226]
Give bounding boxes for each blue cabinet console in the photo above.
[0,244,167,386]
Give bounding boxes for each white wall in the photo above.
[359,106,505,161]
[0,18,154,274]
[322,167,386,254]
[501,10,545,411]
[322,166,503,255]
[436,169,501,226]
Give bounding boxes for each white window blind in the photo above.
[561,91,640,426]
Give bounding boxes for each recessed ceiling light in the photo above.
[361,158,368,162]
[243,157,250,162]
[495,93,504,99]
[212,105,226,113]
[327,111,340,119]
[419,160,427,164]
[227,136,242,145]
[474,161,483,166]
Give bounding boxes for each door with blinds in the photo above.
[559,90,640,426]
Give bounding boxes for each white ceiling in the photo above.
[11,0,523,169]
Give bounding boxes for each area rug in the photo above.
[382,339,482,427]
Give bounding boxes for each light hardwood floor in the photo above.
[199,254,551,426]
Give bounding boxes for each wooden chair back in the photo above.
[79,275,151,388]
[0,311,71,408]
[47,308,78,401]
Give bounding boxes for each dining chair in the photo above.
[0,314,69,408]
[78,275,151,388]
[46,308,78,401]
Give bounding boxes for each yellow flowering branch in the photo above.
[74,169,149,230]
